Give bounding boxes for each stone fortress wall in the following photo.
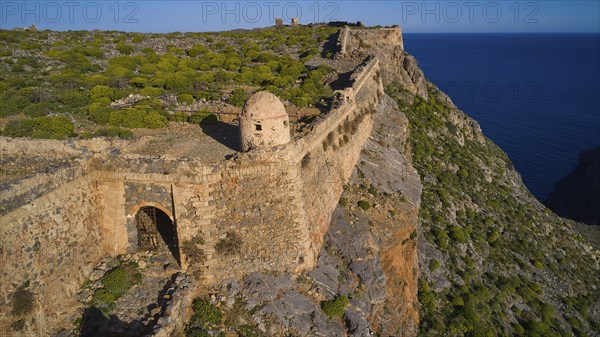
[337,25,428,99]
[338,25,404,56]
[0,28,391,335]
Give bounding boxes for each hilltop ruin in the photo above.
[0,26,425,336]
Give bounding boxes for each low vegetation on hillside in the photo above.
[90,262,142,314]
[185,297,262,337]
[0,25,337,139]
[388,85,600,336]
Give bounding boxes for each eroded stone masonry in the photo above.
[0,27,410,335]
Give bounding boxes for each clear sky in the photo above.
[1,1,599,33]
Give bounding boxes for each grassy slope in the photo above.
[388,84,600,336]
[0,26,336,137]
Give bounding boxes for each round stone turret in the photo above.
[239,91,291,152]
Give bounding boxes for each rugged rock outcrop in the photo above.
[392,81,600,335]
[545,146,600,226]
[349,94,421,335]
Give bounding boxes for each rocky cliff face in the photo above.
[388,81,600,335]
[545,146,600,226]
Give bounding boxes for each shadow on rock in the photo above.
[79,307,152,337]
[329,70,354,91]
[321,30,340,59]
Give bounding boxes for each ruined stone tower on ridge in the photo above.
[239,91,291,152]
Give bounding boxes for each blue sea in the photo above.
[403,34,600,201]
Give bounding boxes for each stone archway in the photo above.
[135,206,180,265]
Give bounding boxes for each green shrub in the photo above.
[139,87,163,97]
[33,116,74,139]
[187,44,209,58]
[129,77,148,88]
[487,230,500,243]
[189,109,218,125]
[514,323,525,335]
[59,91,89,107]
[357,200,371,211]
[91,262,141,313]
[23,102,54,117]
[228,88,248,107]
[235,325,260,337]
[132,35,144,43]
[429,258,441,272]
[450,226,469,243]
[215,231,242,255]
[87,98,112,124]
[451,295,464,307]
[116,42,134,55]
[339,197,348,207]
[3,116,74,139]
[321,295,349,319]
[186,298,222,333]
[178,93,195,105]
[90,85,116,101]
[84,47,104,58]
[367,185,379,196]
[168,111,189,123]
[108,55,138,71]
[181,236,206,265]
[104,270,129,297]
[524,321,551,336]
[3,119,36,137]
[420,290,436,312]
[91,288,116,310]
[85,74,109,86]
[109,107,168,129]
[434,228,449,249]
[185,328,212,337]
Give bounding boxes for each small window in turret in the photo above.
[255,124,262,131]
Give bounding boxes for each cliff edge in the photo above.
[389,80,600,335]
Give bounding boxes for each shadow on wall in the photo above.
[199,119,240,152]
[156,210,181,266]
[329,70,354,91]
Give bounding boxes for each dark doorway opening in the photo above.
[135,206,180,266]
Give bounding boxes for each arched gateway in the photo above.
[135,206,181,265]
